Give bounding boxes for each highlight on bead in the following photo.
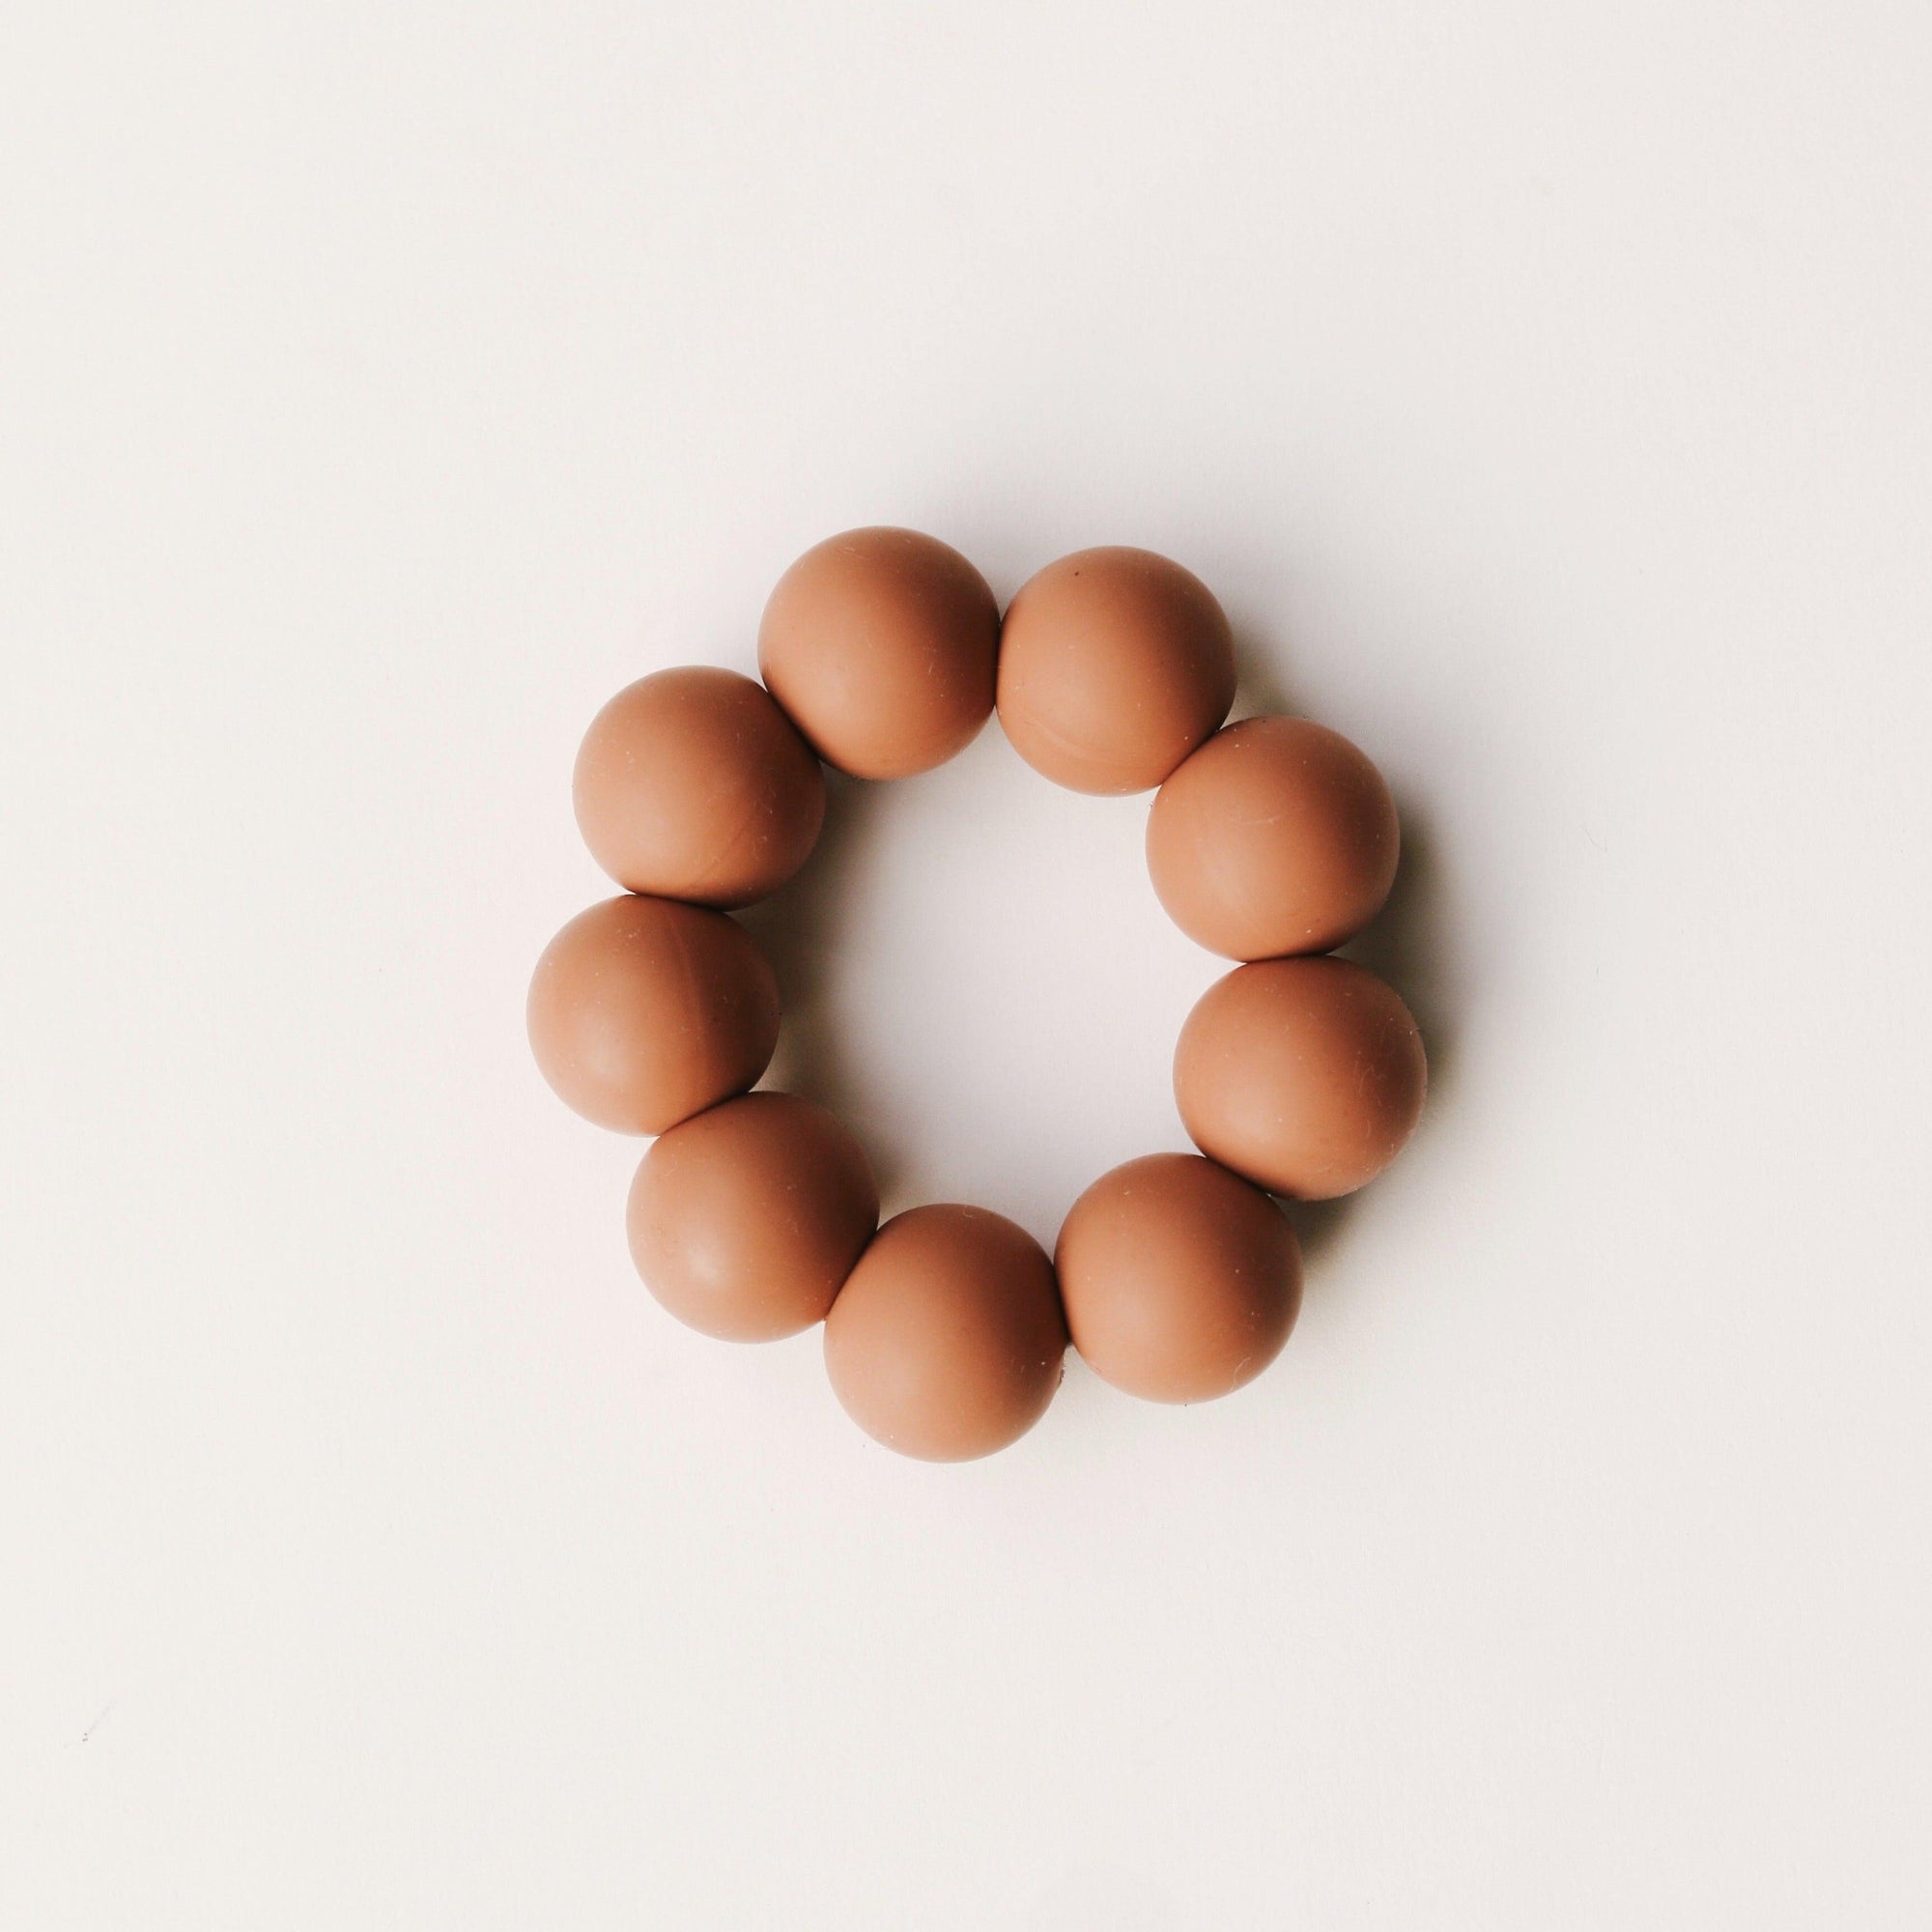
[529,526,1426,1460]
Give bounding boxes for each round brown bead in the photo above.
[1174,955,1426,1200]
[526,895,780,1135]
[1147,715,1399,959]
[757,527,1000,781]
[996,547,1236,794]
[1056,1153,1301,1404]
[573,667,825,908]
[822,1205,1067,1462]
[627,1093,878,1342]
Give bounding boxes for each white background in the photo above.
[4,4,1929,1926]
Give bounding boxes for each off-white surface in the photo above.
[5,5,1930,1926]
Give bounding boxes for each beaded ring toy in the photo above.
[528,528,1426,1462]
